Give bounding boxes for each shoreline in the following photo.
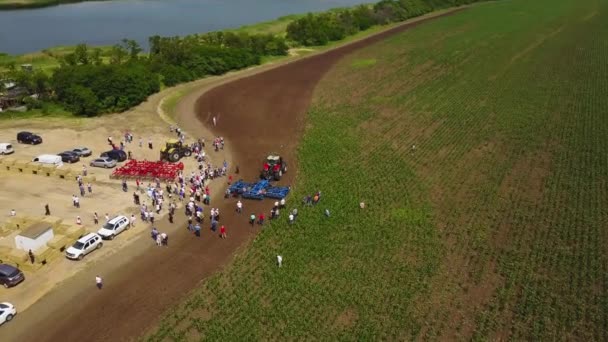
[0,0,108,11]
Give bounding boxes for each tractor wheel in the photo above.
[170,153,180,162]
[183,149,192,157]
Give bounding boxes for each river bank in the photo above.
[0,0,104,10]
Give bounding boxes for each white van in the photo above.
[0,143,14,155]
[32,154,63,167]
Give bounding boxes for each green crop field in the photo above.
[146,0,608,340]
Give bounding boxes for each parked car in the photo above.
[0,143,14,155]
[32,154,63,167]
[65,233,103,260]
[97,216,130,240]
[0,264,24,288]
[0,303,16,326]
[90,157,117,168]
[72,147,92,157]
[16,131,42,145]
[57,151,80,163]
[100,150,127,162]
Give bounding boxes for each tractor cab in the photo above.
[160,139,192,163]
[261,154,287,181]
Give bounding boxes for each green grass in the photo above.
[0,45,113,75]
[145,0,608,340]
[228,14,303,36]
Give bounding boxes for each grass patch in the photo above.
[146,0,608,340]
[351,58,377,68]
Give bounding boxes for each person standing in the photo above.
[160,232,168,246]
[105,213,110,222]
[76,216,82,225]
[151,227,159,241]
[130,214,136,227]
[82,165,88,176]
[194,224,201,237]
[87,183,93,194]
[236,200,243,213]
[94,212,99,225]
[168,211,174,224]
[79,184,85,197]
[74,196,80,208]
[220,225,226,239]
[148,138,153,149]
[28,250,35,264]
[96,275,103,290]
[289,214,294,224]
[277,255,283,268]
[249,213,255,226]
[280,198,286,209]
[259,213,265,225]
[149,210,155,224]
[44,204,50,216]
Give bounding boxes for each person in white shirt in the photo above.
[96,275,103,290]
[289,214,294,224]
[236,200,243,213]
[277,255,283,268]
[130,214,136,227]
[10,209,15,216]
[280,198,286,209]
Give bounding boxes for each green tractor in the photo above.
[160,139,192,162]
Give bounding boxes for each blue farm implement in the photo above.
[229,179,290,200]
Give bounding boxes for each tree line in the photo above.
[286,0,482,46]
[2,31,288,116]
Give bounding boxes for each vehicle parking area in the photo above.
[0,114,200,311]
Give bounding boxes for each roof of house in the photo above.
[18,222,53,239]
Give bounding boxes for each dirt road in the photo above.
[0,9,462,341]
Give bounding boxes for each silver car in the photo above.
[72,146,92,157]
[90,157,117,168]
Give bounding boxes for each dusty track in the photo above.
[1,9,462,342]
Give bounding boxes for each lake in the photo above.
[0,0,371,55]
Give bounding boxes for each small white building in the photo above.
[15,222,54,252]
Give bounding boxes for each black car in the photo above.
[16,131,42,145]
[100,150,127,162]
[57,151,80,163]
[0,264,24,288]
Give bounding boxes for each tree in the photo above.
[110,44,127,64]
[91,48,103,66]
[121,39,142,60]
[74,44,90,65]
[64,85,99,116]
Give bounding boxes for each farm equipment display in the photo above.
[111,159,183,181]
[228,179,290,200]
[261,154,287,181]
[160,139,192,163]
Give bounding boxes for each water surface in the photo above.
[0,0,371,54]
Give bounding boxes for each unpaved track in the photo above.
[1,9,462,342]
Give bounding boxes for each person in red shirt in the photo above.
[228,175,233,185]
[220,225,226,239]
[259,213,265,225]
